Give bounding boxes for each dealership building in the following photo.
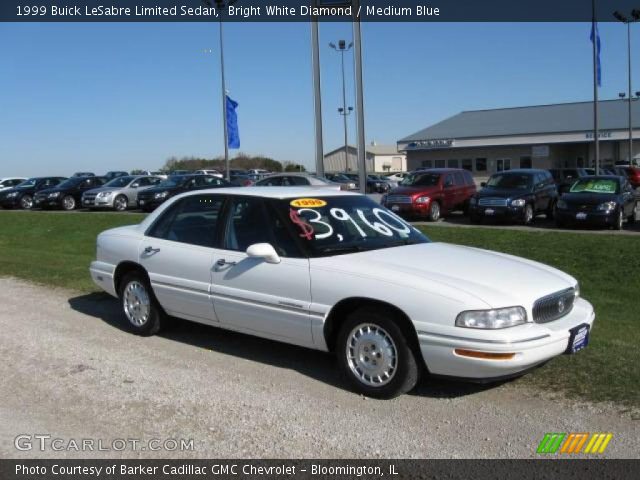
[398,99,640,180]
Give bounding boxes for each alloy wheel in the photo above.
[345,323,398,387]
[123,281,151,326]
[62,195,76,210]
[20,195,33,209]
[114,195,127,211]
[429,202,440,221]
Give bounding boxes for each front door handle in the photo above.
[144,246,160,254]
[216,258,237,267]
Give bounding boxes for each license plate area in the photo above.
[391,205,400,212]
[576,212,587,220]
[565,323,590,354]
[484,208,495,215]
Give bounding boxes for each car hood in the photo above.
[85,186,124,195]
[389,185,440,196]
[476,187,531,198]
[140,185,179,195]
[311,242,575,308]
[561,192,617,205]
[36,187,64,195]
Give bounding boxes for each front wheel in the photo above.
[119,272,165,336]
[613,209,624,230]
[19,195,33,210]
[114,194,128,212]
[337,308,419,399]
[62,195,76,211]
[522,204,534,225]
[428,201,441,222]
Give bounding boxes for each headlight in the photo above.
[48,192,60,198]
[7,192,18,198]
[97,191,113,199]
[596,201,616,211]
[556,199,567,209]
[456,306,528,329]
[154,191,169,199]
[415,196,431,204]
[375,182,381,187]
[511,198,526,207]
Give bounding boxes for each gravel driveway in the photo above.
[0,278,637,459]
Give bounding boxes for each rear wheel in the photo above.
[114,194,128,212]
[119,272,164,336]
[62,195,76,211]
[428,201,441,222]
[19,195,33,210]
[337,308,419,399]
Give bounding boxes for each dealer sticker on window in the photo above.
[290,198,327,208]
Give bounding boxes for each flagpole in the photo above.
[592,0,600,174]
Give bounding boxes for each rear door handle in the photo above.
[216,258,237,267]
[144,246,160,254]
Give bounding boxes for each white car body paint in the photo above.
[90,187,595,379]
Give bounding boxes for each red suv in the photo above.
[613,166,640,189]
[381,168,477,221]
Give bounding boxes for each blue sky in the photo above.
[0,21,636,175]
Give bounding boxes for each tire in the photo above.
[19,195,33,210]
[62,195,76,211]
[114,194,128,212]
[546,200,556,220]
[427,201,441,222]
[118,272,164,336]
[336,307,419,399]
[613,209,624,231]
[522,204,534,225]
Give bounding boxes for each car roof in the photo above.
[176,186,360,200]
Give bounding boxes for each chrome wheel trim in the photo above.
[524,204,533,223]
[20,195,33,209]
[430,202,440,221]
[346,323,398,387]
[123,281,151,326]
[114,196,127,211]
[63,196,75,210]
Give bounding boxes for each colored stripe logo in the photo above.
[537,433,613,454]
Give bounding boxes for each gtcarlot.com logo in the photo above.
[537,432,613,454]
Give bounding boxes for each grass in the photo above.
[0,210,638,407]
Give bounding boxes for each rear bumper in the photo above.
[417,297,595,379]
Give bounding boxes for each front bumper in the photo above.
[82,197,115,209]
[469,204,525,222]
[556,209,617,227]
[137,197,165,211]
[384,201,431,218]
[34,197,63,208]
[417,297,595,379]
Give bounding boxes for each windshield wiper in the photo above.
[317,245,370,256]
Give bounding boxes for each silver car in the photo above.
[82,175,161,211]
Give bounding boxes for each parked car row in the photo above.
[381,168,638,231]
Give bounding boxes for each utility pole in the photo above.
[330,40,353,172]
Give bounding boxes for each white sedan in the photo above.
[90,187,594,398]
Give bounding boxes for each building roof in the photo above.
[324,144,403,157]
[400,99,640,142]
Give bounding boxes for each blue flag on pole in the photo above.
[226,95,240,149]
[590,21,602,87]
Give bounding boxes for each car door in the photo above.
[209,196,313,346]
[138,194,225,324]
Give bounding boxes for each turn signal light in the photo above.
[454,349,515,360]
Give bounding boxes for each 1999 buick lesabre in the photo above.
[90,187,594,398]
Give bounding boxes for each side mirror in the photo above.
[246,243,281,264]
[480,182,487,187]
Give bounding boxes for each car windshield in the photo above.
[401,173,441,187]
[310,176,333,184]
[104,176,134,188]
[327,174,350,182]
[569,178,619,194]
[57,177,84,189]
[486,173,532,190]
[16,178,37,188]
[157,176,187,188]
[281,195,429,257]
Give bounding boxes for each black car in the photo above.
[342,173,391,193]
[137,174,231,212]
[35,176,106,210]
[0,177,67,210]
[555,176,636,230]
[468,169,558,224]
[548,168,594,193]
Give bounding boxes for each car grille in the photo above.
[532,288,576,323]
[478,197,508,207]
[34,193,47,202]
[83,192,97,201]
[386,195,412,204]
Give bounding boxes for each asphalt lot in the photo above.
[0,277,637,459]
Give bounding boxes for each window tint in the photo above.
[463,170,474,185]
[223,198,274,252]
[195,175,224,187]
[258,176,282,186]
[453,172,465,186]
[147,195,224,248]
[287,176,309,186]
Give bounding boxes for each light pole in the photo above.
[613,9,640,165]
[329,40,353,172]
[204,0,236,181]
